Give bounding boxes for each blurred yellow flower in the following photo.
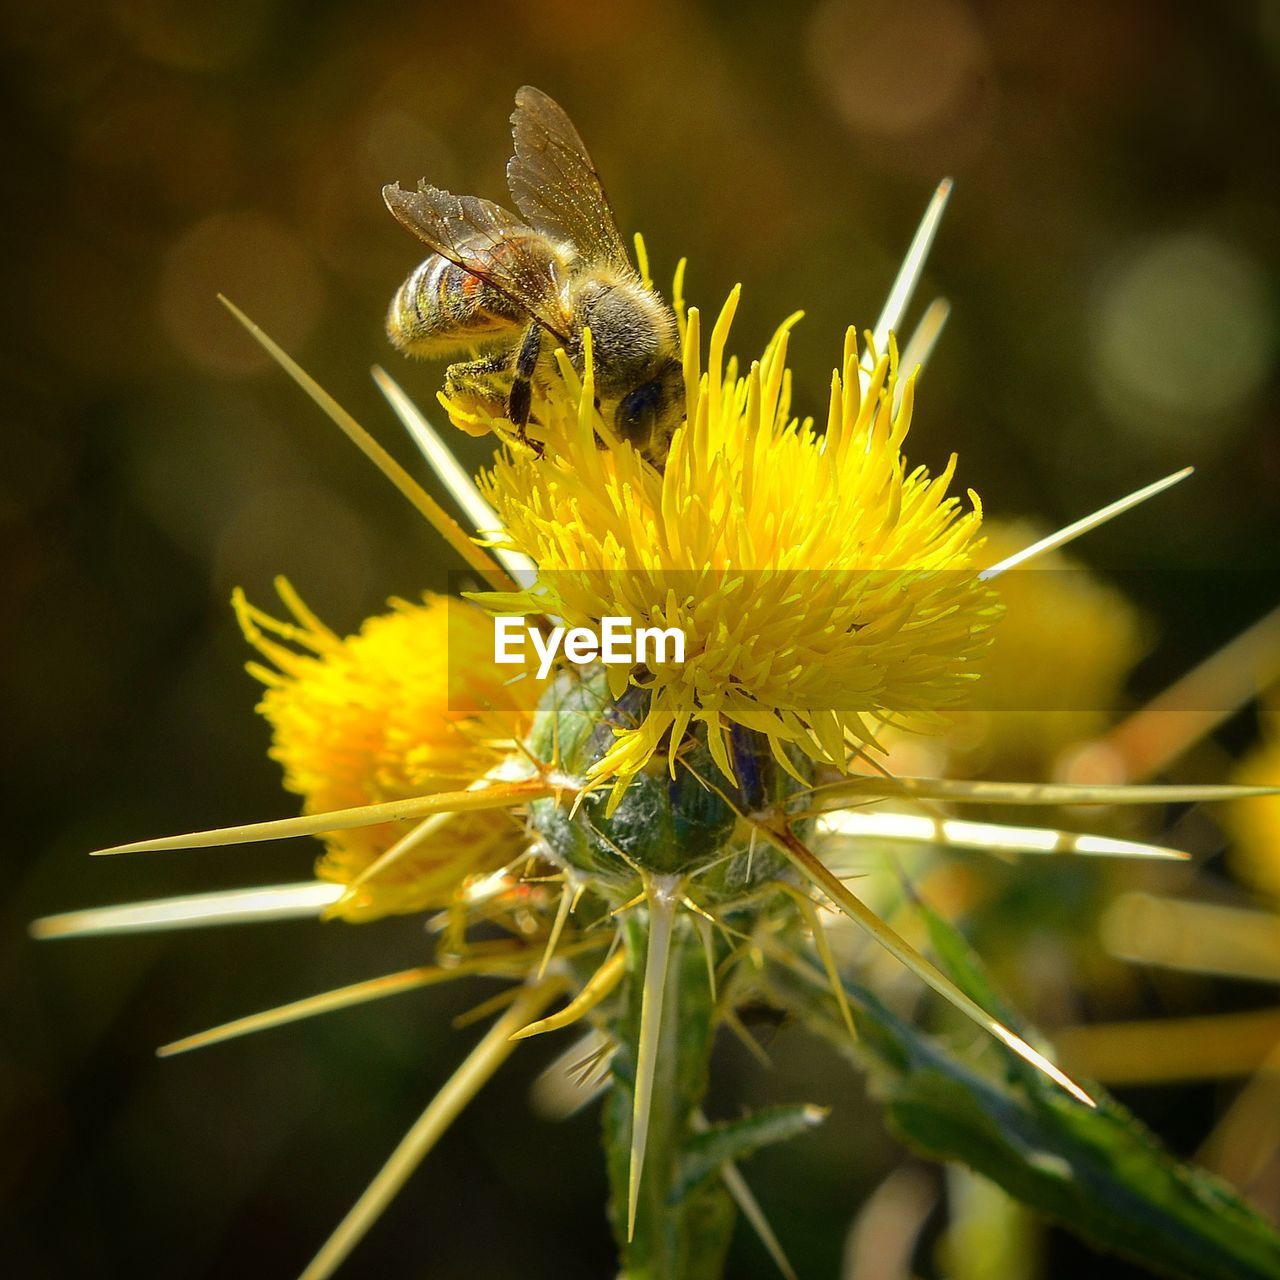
[946,520,1148,777]
[234,581,539,920]
[1230,705,1280,902]
[448,288,997,798]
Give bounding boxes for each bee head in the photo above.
[615,358,684,461]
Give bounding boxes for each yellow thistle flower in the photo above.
[34,116,1235,1276]
[445,286,998,798]
[234,580,539,920]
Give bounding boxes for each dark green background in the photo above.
[4,1,1278,1276]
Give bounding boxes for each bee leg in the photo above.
[508,322,543,441]
[444,351,513,410]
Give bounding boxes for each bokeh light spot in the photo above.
[158,212,324,376]
[807,0,989,136]
[1091,233,1276,446]
[214,481,375,611]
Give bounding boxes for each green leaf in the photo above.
[767,956,1280,1280]
[912,891,1030,1034]
[676,1104,828,1200]
[884,1043,1280,1280]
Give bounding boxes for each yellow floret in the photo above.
[450,288,998,799]
[234,580,539,921]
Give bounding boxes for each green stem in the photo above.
[604,912,734,1279]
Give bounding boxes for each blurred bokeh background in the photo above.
[4,1,1279,1276]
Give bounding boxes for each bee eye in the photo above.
[616,379,664,444]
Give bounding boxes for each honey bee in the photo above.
[384,86,684,464]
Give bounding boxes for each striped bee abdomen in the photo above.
[386,253,526,357]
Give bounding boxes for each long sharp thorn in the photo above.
[781,886,858,1042]
[628,875,681,1241]
[870,177,953,361]
[1097,601,1280,780]
[537,882,575,981]
[802,775,1280,809]
[217,296,515,593]
[512,949,627,1040]
[980,467,1194,581]
[157,955,529,1057]
[371,366,538,587]
[298,980,561,1280]
[452,987,523,1030]
[764,823,1094,1107]
[30,882,342,939]
[722,1160,799,1280]
[693,1111,805,1280]
[892,296,950,414]
[91,779,554,856]
[695,915,718,1000]
[898,297,951,380]
[817,808,1190,861]
[336,813,452,905]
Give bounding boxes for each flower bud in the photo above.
[527,669,807,895]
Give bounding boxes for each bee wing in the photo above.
[506,86,631,270]
[383,181,573,342]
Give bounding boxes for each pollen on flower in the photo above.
[234,580,540,921]
[459,283,1000,799]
